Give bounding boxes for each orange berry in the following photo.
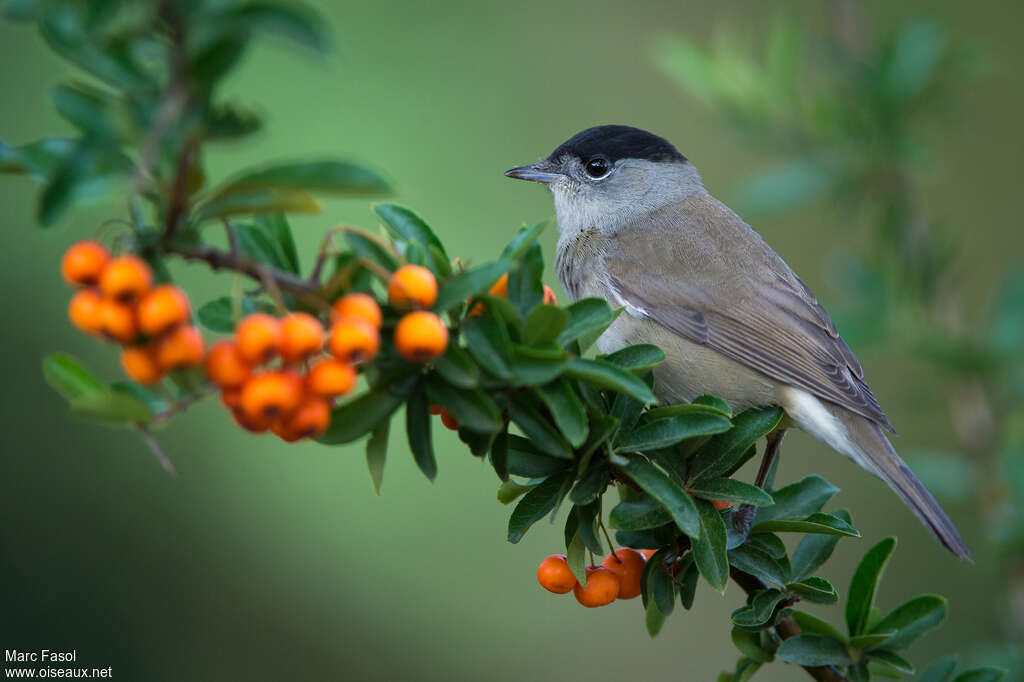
[439,409,459,431]
[137,284,190,336]
[394,311,448,363]
[277,394,331,440]
[543,285,558,305]
[640,549,658,560]
[99,298,139,343]
[537,554,578,594]
[328,317,380,364]
[99,255,152,301]
[306,358,357,398]
[235,313,283,364]
[489,273,509,298]
[332,293,382,328]
[154,324,205,370]
[221,386,242,411]
[279,312,324,363]
[61,240,110,286]
[68,288,105,334]
[600,548,646,599]
[120,345,163,385]
[205,340,251,388]
[429,404,443,415]
[232,406,273,433]
[712,499,731,510]
[573,566,620,607]
[239,371,303,422]
[270,420,303,443]
[387,264,438,309]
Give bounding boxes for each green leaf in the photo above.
[849,633,895,650]
[365,421,389,494]
[506,242,544,317]
[506,436,571,478]
[318,388,404,444]
[846,537,897,636]
[254,213,299,274]
[38,142,129,226]
[214,160,389,197]
[731,589,786,628]
[920,656,959,682]
[790,509,852,580]
[754,475,840,523]
[618,455,700,538]
[574,502,604,555]
[692,499,730,593]
[952,668,1008,682]
[791,610,847,642]
[777,634,852,667]
[752,512,860,537]
[646,402,733,420]
[694,394,732,416]
[569,460,609,506]
[489,431,509,481]
[786,577,839,604]
[678,553,699,609]
[618,413,732,453]
[870,651,914,674]
[433,345,480,389]
[197,296,274,333]
[230,223,293,270]
[610,495,673,531]
[434,260,511,312]
[506,393,573,459]
[508,347,567,386]
[732,627,773,663]
[424,376,502,433]
[374,203,446,258]
[501,219,549,260]
[406,386,437,481]
[524,304,568,345]
[342,230,400,272]
[53,82,123,140]
[688,478,774,507]
[688,406,784,482]
[601,344,666,372]
[0,137,75,177]
[195,188,321,222]
[566,529,586,586]
[650,556,676,615]
[557,298,617,348]
[869,594,947,650]
[497,479,535,505]
[645,598,668,637]
[69,387,152,425]
[42,353,104,400]
[507,472,571,543]
[536,379,588,449]
[564,358,654,404]
[729,545,787,587]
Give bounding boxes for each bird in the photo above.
[504,124,970,560]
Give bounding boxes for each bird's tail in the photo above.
[829,405,972,561]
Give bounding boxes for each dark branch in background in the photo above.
[165,242,322,297]
[730,567,849,682]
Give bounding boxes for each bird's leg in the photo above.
[732,428,787,539]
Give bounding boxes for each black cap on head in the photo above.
[546,125,686,165]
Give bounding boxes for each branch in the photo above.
[730,567,849,682]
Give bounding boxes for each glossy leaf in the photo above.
[195,187,321,222]
[688,406,784,483]
[601,344,666,372]
[564,358,654,404]
[692,499,730,593]
[777,634,852,667]
[506,393,573,459]
[869,594,948,650]
[536,378,588,448]
[506,436,571,478]
[618,413,732,453]
[424,376,502,433]
[849,632,895,650]
[952,669,1008,682]
[610,495,673,531]
[618,455,700,538]
[318,388,404,444]
[374,203,446,258]
[406,386,436,481]
[789,509,852,580]
[69,387,152,425]
[754,475,840,523]
[489,431,509,481]
[846,537,897,636]
[557,298,617,348]
[524,304,568,345]
[870,651,914,674]
[752,512,860,537]
[919,656,960,682]
[42,353,104,400]
[197,296,275,333]
[434,260,511,312]
[213,160,389,198]
[729,544,787,587]
[791,610,847,641]
[433,345,480,389]
[731,588,786,629]
[786,577,839,604]
[688,478,774,507]
[254,213,299,274]
[507,472,571,543]
[569,460,608,506]
[230,222,293,271]
[501,219,549,260]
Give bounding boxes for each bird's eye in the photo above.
[584,157,611,179]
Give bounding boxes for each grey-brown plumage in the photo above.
[506,124,971,560]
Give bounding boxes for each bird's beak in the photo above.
[504,160,563,184]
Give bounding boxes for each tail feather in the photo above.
[782,387,972,560]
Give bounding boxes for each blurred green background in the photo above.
[1,0,1021,680]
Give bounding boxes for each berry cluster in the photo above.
[206,265,451,442]
[537,548,655,608]
[63,240,204,384]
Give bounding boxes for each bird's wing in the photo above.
[604,193,894,432]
